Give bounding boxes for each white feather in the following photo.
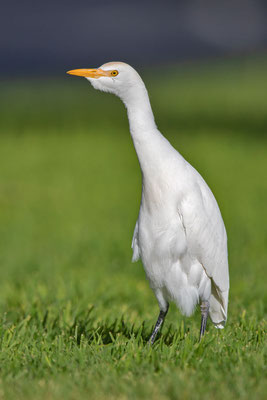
[88,61,230,327]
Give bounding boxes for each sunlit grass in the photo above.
[0,57,266,399]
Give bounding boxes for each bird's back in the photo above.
[180,160,229,325]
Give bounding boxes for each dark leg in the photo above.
[199,300,210,340]
[149,304,169,345]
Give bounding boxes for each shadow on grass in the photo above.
[2,304,213,349]
[67,311,193,347]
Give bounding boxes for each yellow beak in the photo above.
[66,68,109,78]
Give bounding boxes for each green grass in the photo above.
[0,57,266,399]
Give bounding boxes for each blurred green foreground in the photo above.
[0,57,266,399]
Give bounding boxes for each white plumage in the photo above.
[67,62,229,341]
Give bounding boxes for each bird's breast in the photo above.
[137,196,188,286]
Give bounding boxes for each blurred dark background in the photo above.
[1,0,267,77]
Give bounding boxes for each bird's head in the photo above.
[67,62,145,100]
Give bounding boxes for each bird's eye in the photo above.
[110,70,119,76]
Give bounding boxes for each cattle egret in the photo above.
[67,62,229,342]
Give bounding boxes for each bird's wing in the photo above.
[180,171,229,293]
[131,220,140,262]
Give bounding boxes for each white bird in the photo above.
[67,62,229,342]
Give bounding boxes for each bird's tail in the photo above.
[209,283,229,329]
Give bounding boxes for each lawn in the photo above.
[0,57,266,399]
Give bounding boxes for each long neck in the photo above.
[121,82,166,173]
[121,84,169,174]
[124,85,157,137]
